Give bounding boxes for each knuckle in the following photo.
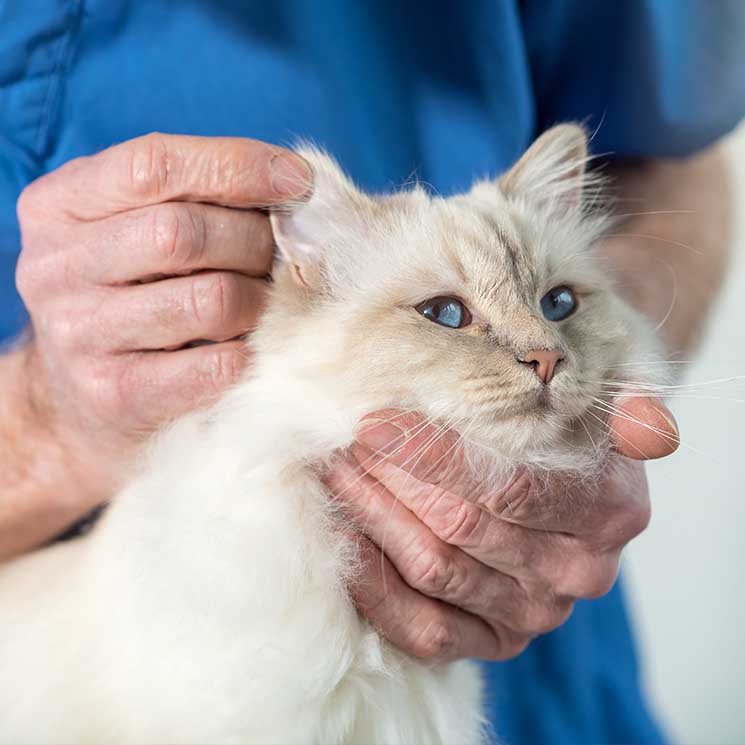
[486,471,534,518]
[17,156,87,225]
[192,272,243,329]
[78,361,126,417]
[435,501,483,545]
[209,345,244,390]
[500,636,531,661]
[43,310,82,351]
[127,133,172,200]
[409,613,458,661]
[151,204,203,268]
[625,501,652,541]
[517,601,572,635]
[516,603,551,635]
[561,553,619,599]
[16,180,43,225]
[593,503,651,554]
[410,545,462,598]
[584,571,616,599]
[16,249,74,307]
[15,251,40,303]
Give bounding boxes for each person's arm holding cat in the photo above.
[332,143,730,660]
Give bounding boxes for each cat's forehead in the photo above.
[377,190,545,295]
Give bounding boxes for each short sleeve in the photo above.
[520,0,745,157]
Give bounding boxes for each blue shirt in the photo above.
[2,2,744,742]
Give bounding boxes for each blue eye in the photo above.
[416,296,472,329]
[540,286,577,321]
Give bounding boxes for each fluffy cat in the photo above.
[0,124,660,744]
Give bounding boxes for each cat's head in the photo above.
[265,124,659,468]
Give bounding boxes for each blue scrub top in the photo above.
[2,2,744,742]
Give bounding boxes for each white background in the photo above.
[625,125,745,744]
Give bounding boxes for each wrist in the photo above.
[0,344,102,558]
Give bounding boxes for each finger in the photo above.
[349,534,513,661]
[116,341,250,426]
[353,409,499,505]
[341,452,622,604]
[85,202,274,284]
[608,397,680,460]
[330,458,573,637]
[35,133,312,220]
[353,408,655,534]
[353,424,650,539]
[95,272,268,351]
[344,450,537,570]
[329,459,525,620]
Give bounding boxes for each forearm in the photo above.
[602,142,733,354]
[0,345,90,560]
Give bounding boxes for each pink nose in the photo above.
[519,349,564,384]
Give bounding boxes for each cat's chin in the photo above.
[466,402,610,475]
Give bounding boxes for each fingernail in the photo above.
[270,152,313,199]
[355,419,406,453]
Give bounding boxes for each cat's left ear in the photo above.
[499,123,592,214]
[270,149,370,289]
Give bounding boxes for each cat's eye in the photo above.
[540,286,577,322]
[416,296,472,329]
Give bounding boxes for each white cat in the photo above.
[0,124,660,744]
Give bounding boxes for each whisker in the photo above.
[612,209,696,219]
[377,414,466,585]
[587,374,745,390]
[590,399,718,462]
[331,409,450,503]
[578,414,600,454]
[607,360,696,366]
[592,390,745,403]
[605,232,703,256]
[585,407,650,460]
[653,258,678,333]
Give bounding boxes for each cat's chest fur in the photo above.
[89,387,487,744]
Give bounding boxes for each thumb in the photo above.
[608,397,680,460]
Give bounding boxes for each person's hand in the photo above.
[328,397,679,660]
[15,133,311,505]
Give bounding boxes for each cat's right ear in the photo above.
[499,123,593,215]
[270,205,323,289]
[270,148,370,290]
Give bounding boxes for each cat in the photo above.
[0,124,661,744]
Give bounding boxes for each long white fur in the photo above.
[0,124,662,744]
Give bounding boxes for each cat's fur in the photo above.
[0,125,660,744]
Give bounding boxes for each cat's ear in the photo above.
[270,149,370,289]
[499,124,592,214]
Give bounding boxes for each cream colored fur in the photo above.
[0,125,661,744]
